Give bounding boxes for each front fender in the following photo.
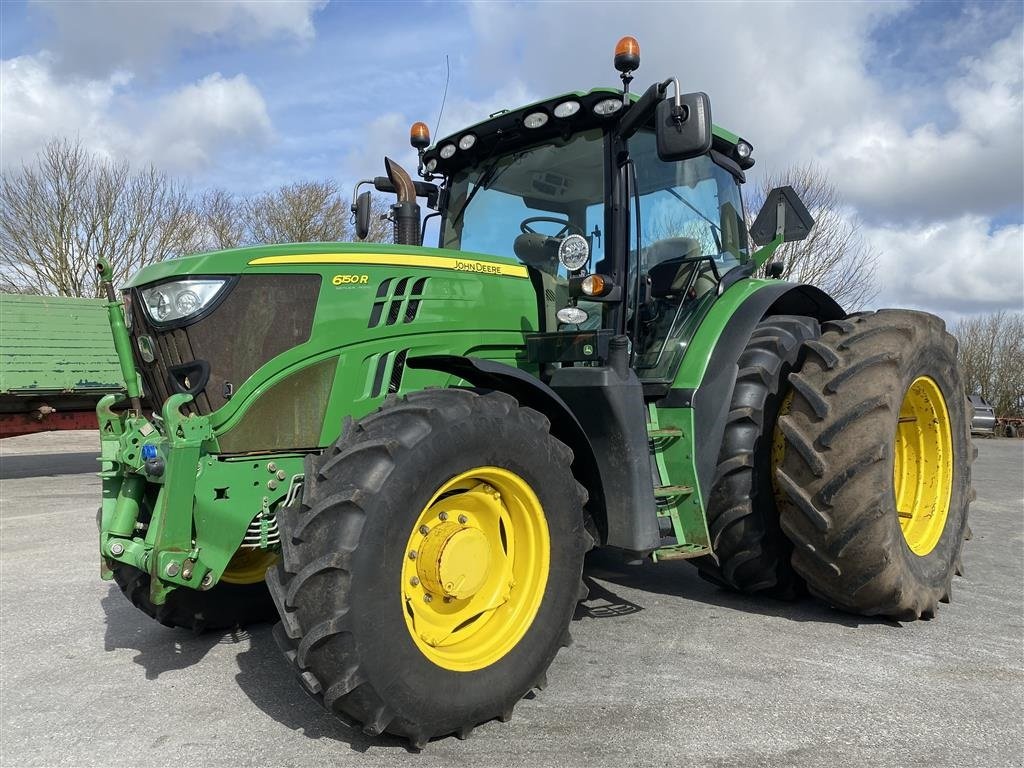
[406,355,607,540]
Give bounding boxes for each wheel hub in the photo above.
[417,521,491,599]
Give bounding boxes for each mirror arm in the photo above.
[617,78,671,140]
[350,179,375,213]
[750,235,784,269]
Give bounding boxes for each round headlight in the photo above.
[557,234,590,272]
[736,141,752,159]
[523,111,548,129]
[175,290,201,315]
[593,98,623,116]
[426,158,438,172]
[439,143,456,159]
[553,100,581,119]
[458,134,477,150]
[556,306,589,326]
[149,291,171,320]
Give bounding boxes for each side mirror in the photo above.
[749,185,815,246]
[354,190,372,240]
[656,92,713,162]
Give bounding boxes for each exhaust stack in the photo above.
[384,157,421,246]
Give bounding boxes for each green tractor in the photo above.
[96,38,972,747]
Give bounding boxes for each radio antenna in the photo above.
[434,54,450,139]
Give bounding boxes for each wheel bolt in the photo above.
[410,576,420,586]
[419,525,430,535]
[408,550,417,560]
[423,594,432,603]
[458,514,468,525]
[439,512,448,521]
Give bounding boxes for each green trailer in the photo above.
[0,294,124,437]
[93,38,972,747]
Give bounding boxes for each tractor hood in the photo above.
[122,241,540,453]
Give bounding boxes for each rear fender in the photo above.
[664,282,845,500]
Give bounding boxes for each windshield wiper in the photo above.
[449,148,516,228]
[665,187,722,253]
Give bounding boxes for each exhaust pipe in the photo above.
[384,157,421,246]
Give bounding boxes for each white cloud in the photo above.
[821,27,1024,223]
[866,215,1024,317]
[33,0,326,77]
[140,74,273,171]
[0,54,271,173]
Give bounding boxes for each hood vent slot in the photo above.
[368,277,430,329]
[369,348,410,398]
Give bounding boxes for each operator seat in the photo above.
[645,237,718,299]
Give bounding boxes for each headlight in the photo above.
[523,111,548,129]
[556,306,588,325]
[553,100,581,118]
[439,143,457,159]
[736,140,752,159]
[458,134,477,150]
[140,279,229,325]
[593,98,623,116]
[558,234,590,272]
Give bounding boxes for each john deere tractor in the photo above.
[96,38,972,747]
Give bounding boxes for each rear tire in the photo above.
[269,389,590,747]
[774,310,973,620]
[693,315,819,597]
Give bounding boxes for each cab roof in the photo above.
[422,87,750,178]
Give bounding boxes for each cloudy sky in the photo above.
[2,0,1021,321]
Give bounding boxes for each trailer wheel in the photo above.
[110,555,277,632]
[693,315,819,597]
[774,310,973,619]
[269,389,590,747]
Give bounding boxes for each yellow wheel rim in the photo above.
[220,548,279,585]
[401,467,550,672]
[894,376,953,556]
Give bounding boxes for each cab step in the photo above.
[652,543,710,562]
[647,427,683,438]
[653,484,694,498]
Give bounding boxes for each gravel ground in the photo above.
[1,431,1021,767]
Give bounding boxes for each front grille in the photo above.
[130,274,321,415]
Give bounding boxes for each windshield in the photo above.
[442,129,606,273]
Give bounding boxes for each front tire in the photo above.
[268,389,589,747]
[774,310,973,620]
[110,561,276,632]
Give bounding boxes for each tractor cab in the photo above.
[360,44,761,393]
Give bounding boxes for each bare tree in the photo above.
[199,188,246,251]
[748,164,879,309]
[1,139,203,296]
[243,180,349,245]
[953,310,1024,418]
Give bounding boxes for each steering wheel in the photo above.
[519,216,585,238]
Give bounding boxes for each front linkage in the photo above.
[95,259,293,608]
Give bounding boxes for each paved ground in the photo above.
[1,431,1022,767]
